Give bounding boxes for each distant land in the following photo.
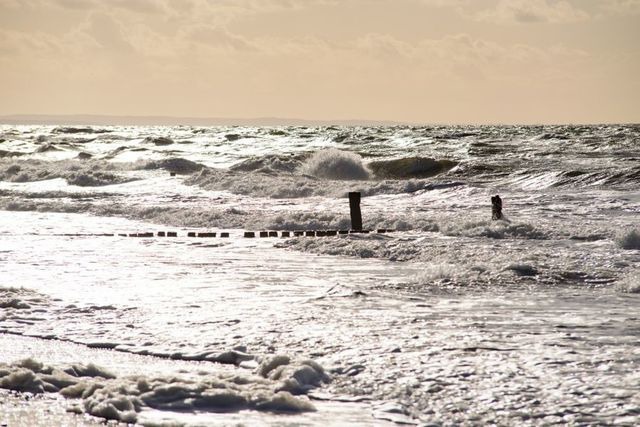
[0,114,408,127]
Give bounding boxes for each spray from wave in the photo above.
[299,149,370,180]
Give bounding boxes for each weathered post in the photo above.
[491,195,503,220]
[349,191,363,231]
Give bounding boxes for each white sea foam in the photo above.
[0,159,134,187]
[616,271,640,293]
[411,264,460,283]
[300,149,371,180]
[0,357,326,423]
[439,218,547,240]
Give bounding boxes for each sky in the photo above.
[0,0,638,124]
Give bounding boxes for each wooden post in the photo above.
[349,192,362,231]
[491,195,503,220]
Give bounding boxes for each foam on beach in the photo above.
[0,356,327,423]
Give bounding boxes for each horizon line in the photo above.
[0,113,637,127]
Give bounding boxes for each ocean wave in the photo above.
[34,143,63,153]
[52,126,111,134]
[368,157,457,179]
[300,149,371,180]
[0,150,26,158]
[186,166,440,199]
[138,157,205,174]
[142,136,174,146]
[182,150,463,198]
[553,167,640,188]
[230,153,307,174]
[498,166,640,190]
[616,229,640,250]
[0,196,441,232]
[0,160,135,187]
[278,219,547,262]
[616,272,640,293]
[230,150,459,182]
[439,219,547,240]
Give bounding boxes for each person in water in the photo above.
[491,195,503,220]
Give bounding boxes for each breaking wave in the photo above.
[141,136,174,146]
[0,160,135,187]
[138,157,205,174]
[616,229,640,250]
[52,126,112,134]
[186,167,446,199]
[300,149,370,180]
[439,219,547,240]
[230,153,307,174]
[616,271,640,293]
[503,167,640,190]
[368,157,457,179]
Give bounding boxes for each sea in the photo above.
[0,123,639,426]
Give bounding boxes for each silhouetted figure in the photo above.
[491,195,503,220]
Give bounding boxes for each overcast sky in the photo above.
[1,0,638,124]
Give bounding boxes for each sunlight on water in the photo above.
[1,124,639,425]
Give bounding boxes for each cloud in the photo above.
[597,0,640,15]
[0,28,65,55]
[111,0,164,14]
[354,33,414,59]
[474,0,590,24]
[84,13,134,52]
[184,25,256,51]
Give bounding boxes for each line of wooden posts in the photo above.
[58,192,376,238]
[56,192,501,238]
